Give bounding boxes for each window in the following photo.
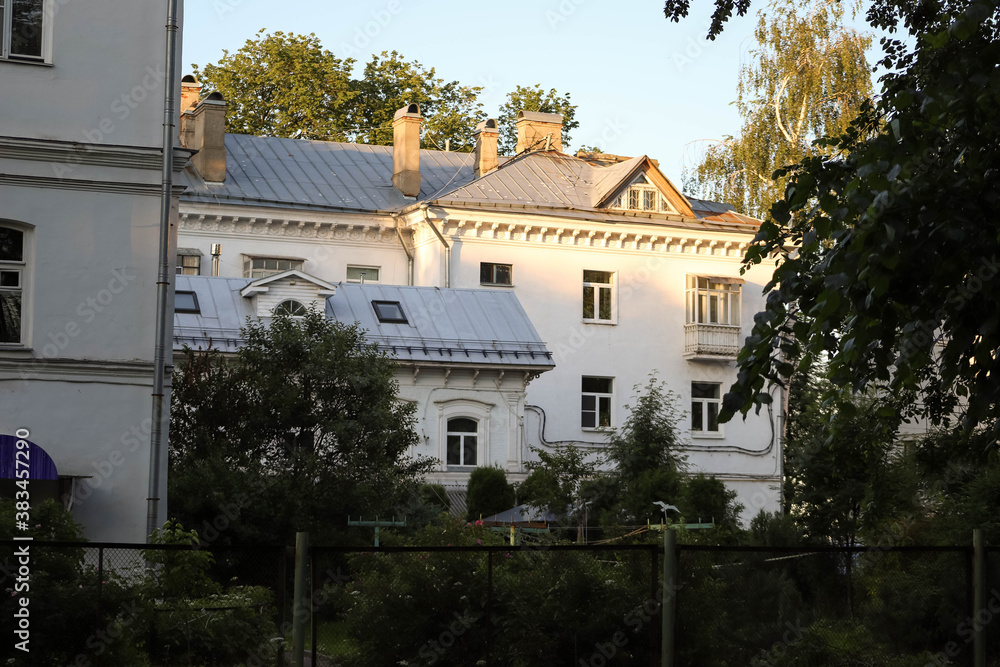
[686,276,741,326]
[480,262,513,286]
[610,174,675,213]
[176,253,201,276]
[346,266,380,284]
[1,0,45,61]
[583,270,614,322]
[174,291,200,314]
[274,300,307,317]
[691,382,722,434]
[243,257,304,279]
[372,300,407,324]
[446,418,478,466]
[581,377,613,429]
[0,226,24,344]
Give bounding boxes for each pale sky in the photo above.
[181,0,769,185]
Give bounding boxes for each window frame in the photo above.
[174,291,200,314]
[176,253,202,276]
[685,276,741,326]
[372,300,408,324]
[274,299,308,317]
[609,174,676,214]
[0,222,29,347]
[243,256,305,279]
[345,265,381,284]
[581,376,614,430]
[445,417,479,468]
[1,0,51,64]
[480,262,513,286]
[582,269,615,324]
[691,381,724,437]
[435,399,492,472]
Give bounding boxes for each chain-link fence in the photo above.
[0,540,288,666]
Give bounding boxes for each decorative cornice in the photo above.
[179,212,400,244]
[0,356,163,385]
[0,136,192,173]
[0,173,186,197]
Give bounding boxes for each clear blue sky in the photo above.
[181,0,767,184]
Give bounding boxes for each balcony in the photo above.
[684,323,741,360]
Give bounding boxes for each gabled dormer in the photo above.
[239,270,337,318]
[593,156,696,217]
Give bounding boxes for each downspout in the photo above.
[147,0,180,541]
[421,204,450,288]
[394,222,413,286]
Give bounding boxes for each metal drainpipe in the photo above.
[147,0,180,541]
[394,223,413,286]
[421,205,450,287]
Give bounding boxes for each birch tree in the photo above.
[685,0,872,220]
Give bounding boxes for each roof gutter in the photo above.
[421,204,450,288]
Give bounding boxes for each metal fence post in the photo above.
[96,546,104,667]
[662,528,677,667]
[486,550,493,666]
[292,532,309,667]
[975,528,985,667]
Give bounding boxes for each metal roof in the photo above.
[174,276,554,369]
[179,133,757,226]
[180,133,475,213]
[326,284,554,367]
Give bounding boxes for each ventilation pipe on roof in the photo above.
[515,110,563,154]
[421,204,450,288]
[392,103,422,197]
[180,74,201,115]
[473,118,499,178]
[211,243,222,277]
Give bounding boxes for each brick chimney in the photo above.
[473,118,499,178]
[515,110,563,154]
[186,92,227,183]
[392,103,422,197]
[180,74,202,115]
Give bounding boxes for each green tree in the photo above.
[465,465,515,521]
[685,0,873,221]
[346,50,485,151]
[721,0,1000,436]
[193,30,356,140]
[518,444,595,526]
[497,84,580,155]
[169,309,432,545]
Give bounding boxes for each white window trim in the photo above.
[582,270,616,324]
[435,399,493,471]
[691,382,724,439]
[346,265,381,284]
[0,220,32,349]
[1,0,53,64]
[581,376,614,431]
[686,276,742,326]
[609,174,676,214]
[242,255,306,279]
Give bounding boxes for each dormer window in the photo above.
[243,257,304,279]
[274,300,307,317]
[610,174,676,213]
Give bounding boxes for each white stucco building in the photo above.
[0,1,188,541]
[174,87,783,519]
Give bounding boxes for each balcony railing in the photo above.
[684,323,741,359]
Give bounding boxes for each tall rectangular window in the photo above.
[0,226,24,344]
[446,418,478,467]
[480,262,512,286]
[2,0,45,60]
[686,276,741,325]
[691,382,722,434]
[582,376,613,428]
[583,270,614,322]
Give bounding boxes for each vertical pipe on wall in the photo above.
[147,0,180,541]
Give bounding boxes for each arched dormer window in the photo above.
[609,173,676,213]
[274,300,307,317]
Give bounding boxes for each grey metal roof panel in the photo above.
[179,134,475,213]
[326,284,554,367]
[173,275,254,353]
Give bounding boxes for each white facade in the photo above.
[0,1,187,541]
[176,105,783,520]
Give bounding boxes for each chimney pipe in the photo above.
[392,103,422,198]
[515,110,563,154]
[473,119,499,179]
[210,243,222,277]
[189,92,228,182]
